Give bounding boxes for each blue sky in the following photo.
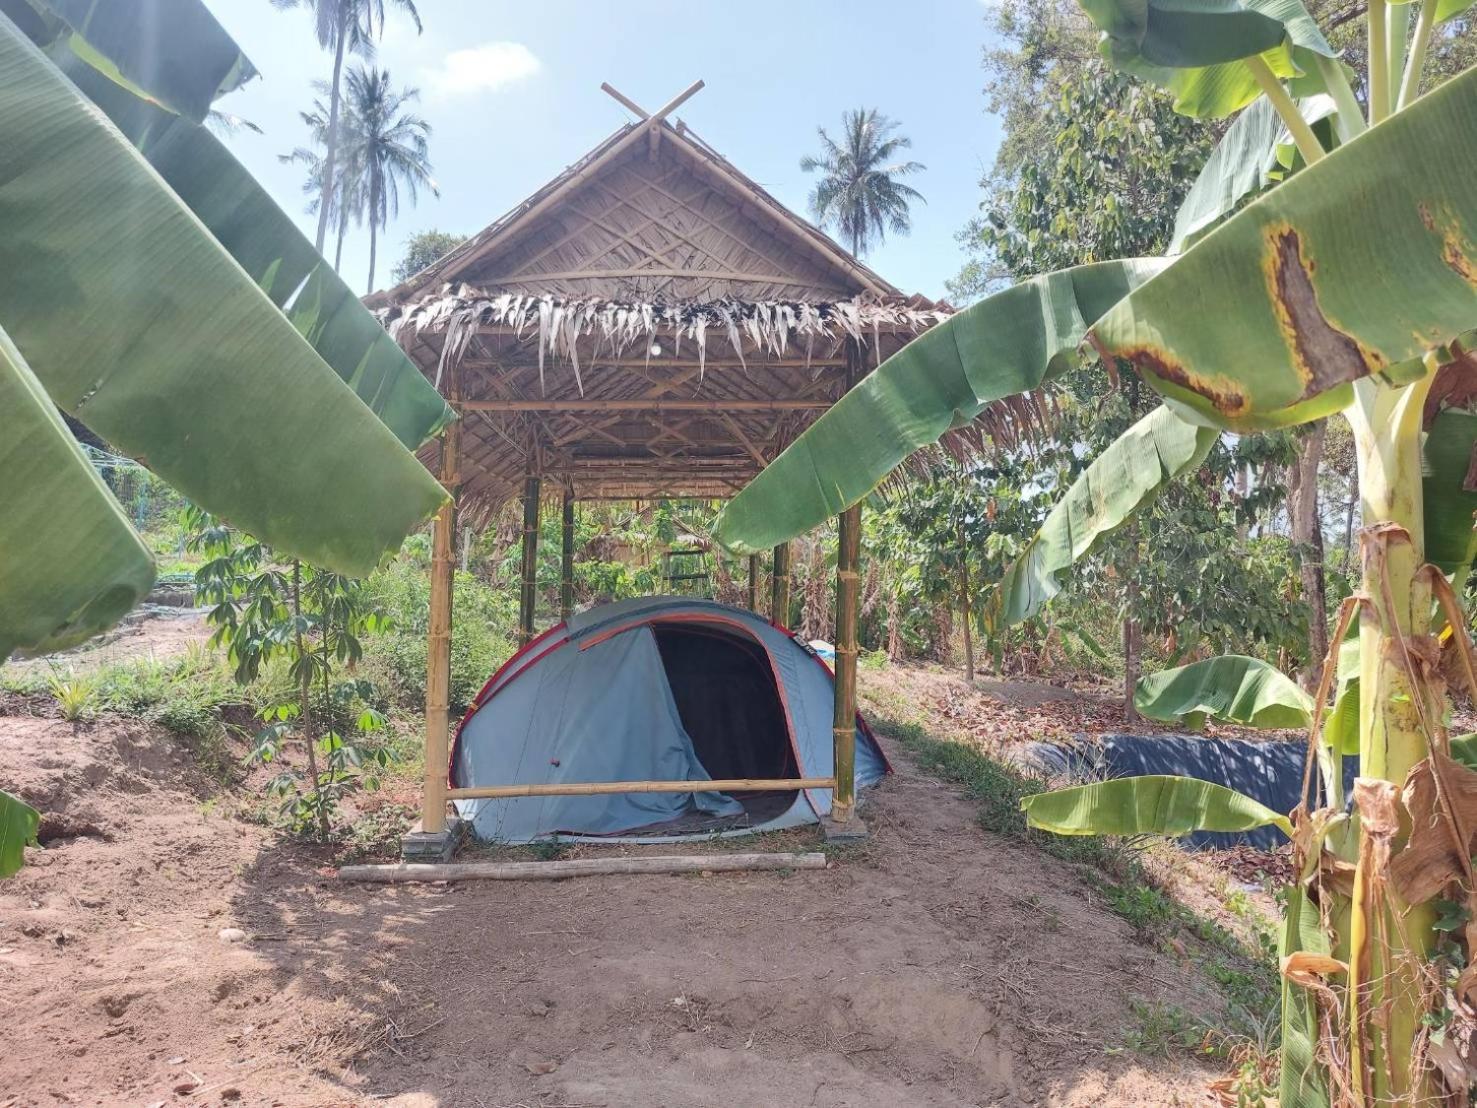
[203,0,1004,301]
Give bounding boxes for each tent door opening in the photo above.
[652,624,799,824]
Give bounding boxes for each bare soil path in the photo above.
[0,702,1225,1107]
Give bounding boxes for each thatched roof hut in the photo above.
[371,82,954,522]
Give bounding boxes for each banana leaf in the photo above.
[1,0,254,121]
[1135,654,1314,730]
[1091,64,1477,432]
[0,789,40,878]
[0,13,446,576]
[711,259,1169,556]
[0,323,155,658]
[1021,774,1295,837]
[1422,407,1477,575]
[1280,882,1333,1108]
[1171,93,1337,253]
[37,22,452,450]
[1080,0,1337,118]
[984,405,1216,628]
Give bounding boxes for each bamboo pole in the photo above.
[462,398,831,413]
[560,488,575,621]
[422,416,461,835]
[830,352,863,823]
[771,542,791,626]
[747,554,759,611]
[832,502,861,822]
[340,851,827,884]
[518,473,541,646]
[447,777,835,800]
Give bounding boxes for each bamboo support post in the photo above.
[518,473,541,645]
[829,352,863,823]
[447,776,834,800]
[771,542,791,626]
[340,851,827,884]
[560,489,575,621]
[831,500,861,822]
[422,415,460,835]
[747,554,759,611]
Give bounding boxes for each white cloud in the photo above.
[422,42,541,101]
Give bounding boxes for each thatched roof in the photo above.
[374,84,995,521]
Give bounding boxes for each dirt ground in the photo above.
[0,696,1231,1107]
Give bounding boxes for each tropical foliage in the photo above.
[0,1,451,664]
[800,108,925,258]
[716,0,1477,1099]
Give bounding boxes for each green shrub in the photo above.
[363,561,517,712]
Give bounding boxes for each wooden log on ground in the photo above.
[339,851,827,884]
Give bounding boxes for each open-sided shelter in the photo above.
[371,82,965,854]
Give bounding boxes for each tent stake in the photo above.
[421,395,461,836]
[340,851,827,884]
[518,472,541,645]
[560,488,575,621]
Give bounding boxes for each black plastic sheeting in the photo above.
[1018,734,1361,849]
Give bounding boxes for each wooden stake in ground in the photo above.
[423,405,461,836]
[830,351,863,822]
[747,554,759,611]
[519,473,541,645]
[958,522,974,683]
[560,488,575,622]
[771,541,791,626]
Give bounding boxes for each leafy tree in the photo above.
[269,0,422,254]
[188,509,391,840]
[800,109,925,258]
[279,85,361,269]
[337,65,437,293]
[392,229,465,284]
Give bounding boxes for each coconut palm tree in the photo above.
[800,109,925,259]
[270,0,421,253]
[338,65,437,293]
[279,87,363,269]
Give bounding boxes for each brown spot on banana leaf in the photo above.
[1268,227,1383,399]
[1390,752,1477,906]
[1115,343,1251,418]
[1423,341,1477,429]
[1444,233,1477,288]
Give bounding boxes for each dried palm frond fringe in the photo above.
[379,286,951,392]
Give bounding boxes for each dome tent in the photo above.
[450,597,888,842]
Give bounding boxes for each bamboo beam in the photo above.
[771,542,791,626]
[422,416,461,835]
[340,851,827,884]
[518,472,541,645]
[464,398,831,413]
[447,777,834,800]
[747,554,759,611]
[513,267,823,285]
[560,488,576,621]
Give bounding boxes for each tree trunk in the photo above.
[315,22,347,254]
[366,183,379,295]
[1122,532,1140,722]
[334,204,348,271]
[1290,422,1329,686]
[292,561,330,842]
[958,529,974,684]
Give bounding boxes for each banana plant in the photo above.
[0,1,454,660]
[714,0,1477,1099]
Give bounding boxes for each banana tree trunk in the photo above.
[1291,421,1329,686]
[1346,377,1437,1101]
[959,528,974,684]
[1123,527,1141,722]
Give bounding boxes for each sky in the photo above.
[202,0,1005,302]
